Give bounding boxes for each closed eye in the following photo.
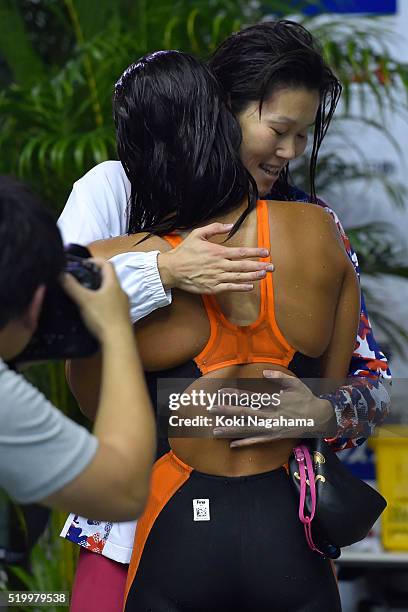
[271,128,285,136]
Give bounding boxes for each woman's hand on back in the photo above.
[209,372,337,447]
[157,222,274,294]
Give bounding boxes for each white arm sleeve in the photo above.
[57,161,172,320]
[110,251,172,323]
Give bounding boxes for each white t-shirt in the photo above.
[58,161,130,242]
[0,359,98,504]
[57,161,172,323]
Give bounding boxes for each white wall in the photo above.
[316,0,408,388]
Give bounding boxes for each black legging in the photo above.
[125,466,341,611]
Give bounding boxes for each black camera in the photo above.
[13,244,101,365]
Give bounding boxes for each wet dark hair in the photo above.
[114,50,257,236]
[209,19,342,201]
[0,176,64,328]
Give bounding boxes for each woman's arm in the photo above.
[314,252,361,437]
[277,187,391,448]
[58,162,273,299]
[66,354,101,421]
[275,218,362,439]
[66,235,175,420]
[319,206,391,449]
[320,254,361,381]
[67,230,275,419]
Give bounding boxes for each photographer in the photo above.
[0,176,155,522]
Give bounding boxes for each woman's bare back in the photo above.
[90,200,359,475]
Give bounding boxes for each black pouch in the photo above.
[289,438,387,559]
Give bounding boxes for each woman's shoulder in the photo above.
[89,232,172,259]
[71,161,130,216]
[267,184,345,234]
[58,161,131,243]
[74,161,130,199]
[265,198,331,221]
[265,199,345,257]
[77,159,126,179]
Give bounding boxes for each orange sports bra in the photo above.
[163,200,298,375]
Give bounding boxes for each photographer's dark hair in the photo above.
[113,50,257,236]
[209,19,342,202]
[0,176,64,328]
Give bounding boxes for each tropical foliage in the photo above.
[1,1,407,214]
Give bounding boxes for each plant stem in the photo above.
[64,0,103,128]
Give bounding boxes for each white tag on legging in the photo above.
[193,498,210,521]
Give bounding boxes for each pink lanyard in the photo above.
[294,444,324,556]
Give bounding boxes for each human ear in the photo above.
[23,285,46,333]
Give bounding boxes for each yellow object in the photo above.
[370,426,408,551]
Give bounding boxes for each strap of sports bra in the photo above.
[162,203,271,317]
[164,203,271,253]
[256,200,272,262]
[256,200,272,318]
[162,204,272,321]
[255,200,294,352]
[162,233,183,248]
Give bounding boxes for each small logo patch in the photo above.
[193,498,210,521]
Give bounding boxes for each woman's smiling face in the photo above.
[237,87,320,196]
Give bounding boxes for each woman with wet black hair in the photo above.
[114,50,257,237]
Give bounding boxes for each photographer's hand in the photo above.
[61,258,130,340]
[157,223,274,294]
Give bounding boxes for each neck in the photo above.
[196,196,250,230]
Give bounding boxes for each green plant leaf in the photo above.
[164,16,181,49]
[187,8,201,53]
[0,4,44,86]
